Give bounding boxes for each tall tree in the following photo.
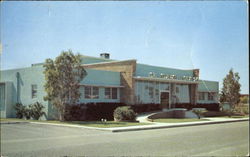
[220,68,241,109]
[43,50,87,121]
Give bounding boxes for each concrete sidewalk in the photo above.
[107,117,249,132]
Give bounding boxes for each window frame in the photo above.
[176,86,179,93]
[198,92,205,100]
[105,88,111,99]
[208,92,214,101]
[84,86,99,99]
[111,88,118,99]
[31,84,38,98]
[104,88,118,99]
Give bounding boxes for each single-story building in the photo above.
[0,53,219,119]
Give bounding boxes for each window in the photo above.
[84,86,99,99]
[31,84,37,98]
[105,88,111,99]
[92,87,99,99]
[208,93,214,100]
[176,87,179,93]
[84,86,91,99]
[105,88,118,99]
[112,88,117,99]
[199,92,205,100]
[149,87,154,99]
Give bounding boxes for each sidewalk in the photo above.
[107,117,249,132]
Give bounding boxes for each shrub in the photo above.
[130,104,161,113]
[85,103,126,121]
[192,108,207,119]
[113,106,136,122]
[14,103,26,119]
[233,104,249,115]
[24,106,32,120]
[240,96,249,104]
[175,103,220,111]
[14,102,45,120]
[29,102,45,120]
[64,104,86,121]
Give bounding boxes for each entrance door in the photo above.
[160,92,170,109]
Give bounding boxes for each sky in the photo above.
[1,1,248,94]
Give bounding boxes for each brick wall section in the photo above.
[83,60,137,104]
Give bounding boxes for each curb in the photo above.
[28,122,110,131]
[0,121,30,124]
[110,118,249,132]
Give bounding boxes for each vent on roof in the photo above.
[100,53,110,59]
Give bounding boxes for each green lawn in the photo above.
[217,115,249,118]
[0,118,150,128]
[153,118,209,123]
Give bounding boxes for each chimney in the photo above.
[100,53,110,59]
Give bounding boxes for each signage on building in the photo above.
[148,72,199,81]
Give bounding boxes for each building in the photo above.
[0,53,219,119]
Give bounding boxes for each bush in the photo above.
[202,111,229,117]
[14,102,45,120]
[85,103,126,121]
[29,102,45,120]
[64,104,86,121]
[14,103,26,119]
[130,104,161,113]
[240,96,249,104]
[192,108,207,119]
[233,104,249,115]
[113,106,136,122]
[175,103,220,111]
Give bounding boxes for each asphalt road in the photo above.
[1,121,249,156]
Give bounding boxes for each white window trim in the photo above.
[84,86,99,99]
[31,84,38,99]
[105,88,118,99]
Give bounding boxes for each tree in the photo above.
[220,68,241,110]
[240,96,249,104]
[43,50,87,121]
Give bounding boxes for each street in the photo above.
[1,121,249,156]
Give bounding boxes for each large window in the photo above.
[208,93,214,101]
[198,92,205,100]
[105,88,118,99]
[176,87,179,93]
[31,84,37,98]
[105,88,111,99]
[92,87,99,99]
[112,88,117,99]
[84,86,99,99]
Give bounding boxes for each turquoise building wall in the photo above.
[197,80,219,104]
[0,65,49,119]
[0,64,121,119]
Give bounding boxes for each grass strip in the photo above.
[0,118,150,128]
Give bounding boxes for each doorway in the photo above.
[160,91,170,109]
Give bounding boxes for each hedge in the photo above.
[63,102,220,121]
[175,103,220,111]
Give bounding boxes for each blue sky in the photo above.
[1,1,248,94]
